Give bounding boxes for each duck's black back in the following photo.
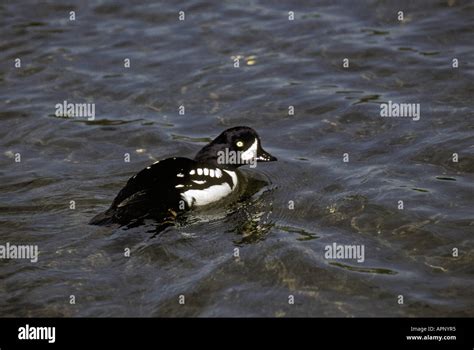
[90,157,195,226]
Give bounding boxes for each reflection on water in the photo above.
[0,0,473,317]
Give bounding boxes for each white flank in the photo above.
[223,170,238,189]
[180,169,238,207]
[181,183,232,207]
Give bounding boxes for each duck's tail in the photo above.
[89,208,116,225]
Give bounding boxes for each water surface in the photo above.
[0,0,473,316]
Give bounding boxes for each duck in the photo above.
[89,126,277,226]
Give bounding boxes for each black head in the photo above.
[194,126,277,168]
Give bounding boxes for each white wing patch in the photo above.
[189,168,223,178]
[192,180,206,185]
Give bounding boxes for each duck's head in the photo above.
[194,126,277,169]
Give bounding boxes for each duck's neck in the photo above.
[194,144,238,170]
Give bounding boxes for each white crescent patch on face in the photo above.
[240,138,258,162]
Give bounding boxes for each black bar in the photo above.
[0,318,472,349]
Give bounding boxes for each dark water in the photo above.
[1,0,473,317]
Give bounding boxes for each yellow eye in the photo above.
[236,141,244,147]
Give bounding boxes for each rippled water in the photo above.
[1,0,473,316]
